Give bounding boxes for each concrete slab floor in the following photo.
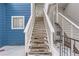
[0,46,25,56]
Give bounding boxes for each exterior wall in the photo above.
[5,3,31,45]
[35,5,44,17]
[0,4,6,47]
[44,4,49,13]
[64,3,79,26]
[47,4,56,26]
[0,3,31,46]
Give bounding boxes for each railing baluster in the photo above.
[62,34,64,56]
[61,36,63,56]
[60,41,61,56]
[62,41,63,56]
[74,40,75,56]
[67,39,68,56]
[64,37,65,56]
[60,33,62,56]
[70,39,71,56]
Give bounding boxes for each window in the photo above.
[11,16,25,29]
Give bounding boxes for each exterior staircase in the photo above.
[25,3,79,56]
[27,17,52,56]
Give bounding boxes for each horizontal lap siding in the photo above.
[5,3,31,45]
[0,4,7,47]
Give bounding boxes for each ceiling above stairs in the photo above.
[58,3,69,10]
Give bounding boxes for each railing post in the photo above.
[56,3,58,23]
[62,24,74,56]
[71,25,74,56]
[50,32,54,55]
[71,40,74,55]
[61,15,64,56]
[25,34,29,56]
[62,30,64,56]
[74,40,76,56]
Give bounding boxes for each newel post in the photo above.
[50,31,54,55]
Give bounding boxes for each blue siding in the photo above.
[0,3,31,46]
[6,3,31,45]
[0,4,7,47]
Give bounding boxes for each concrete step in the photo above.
[29,46,49,49]
[30,41,46,44]
[30,44,49,48]
[30,49,49,52]
[32,30,47,33]
[29,46,48,49]
[31,36,47,39]
[33,28,46,30]
[30,43,47,46]
[34,27,45,28]
[29,52,52,56]
[33,30,46,33]
[30,39,48,43]
[32,33,47,36]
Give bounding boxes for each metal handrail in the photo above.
[61,33,79,56]
[58,12,79,30]
[60,35,79,42]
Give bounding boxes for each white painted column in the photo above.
[56,3,58,23]
[71,25,74,55]
[44,3,49,13]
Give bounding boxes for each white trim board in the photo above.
[11,16,25,29]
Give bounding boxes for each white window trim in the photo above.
[11,16,25,29]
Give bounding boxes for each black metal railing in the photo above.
[59,33,79,56]
[54,23,79,56]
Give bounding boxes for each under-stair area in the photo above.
[26,17,52,56]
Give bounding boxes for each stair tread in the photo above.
[30,48,48,50]
[30,51,49,52]
[29,52,52,55]
[29,51,51,53]
[29,46,48,49]
[30,47,49,49]
[33,30,46,33]
[31,42,45,44]
[30,45,48,47]
[30,46,48,48]
[30,49,49,52]
[30,40,48,42]
[32,33,47,35]
[31,38,47,40]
